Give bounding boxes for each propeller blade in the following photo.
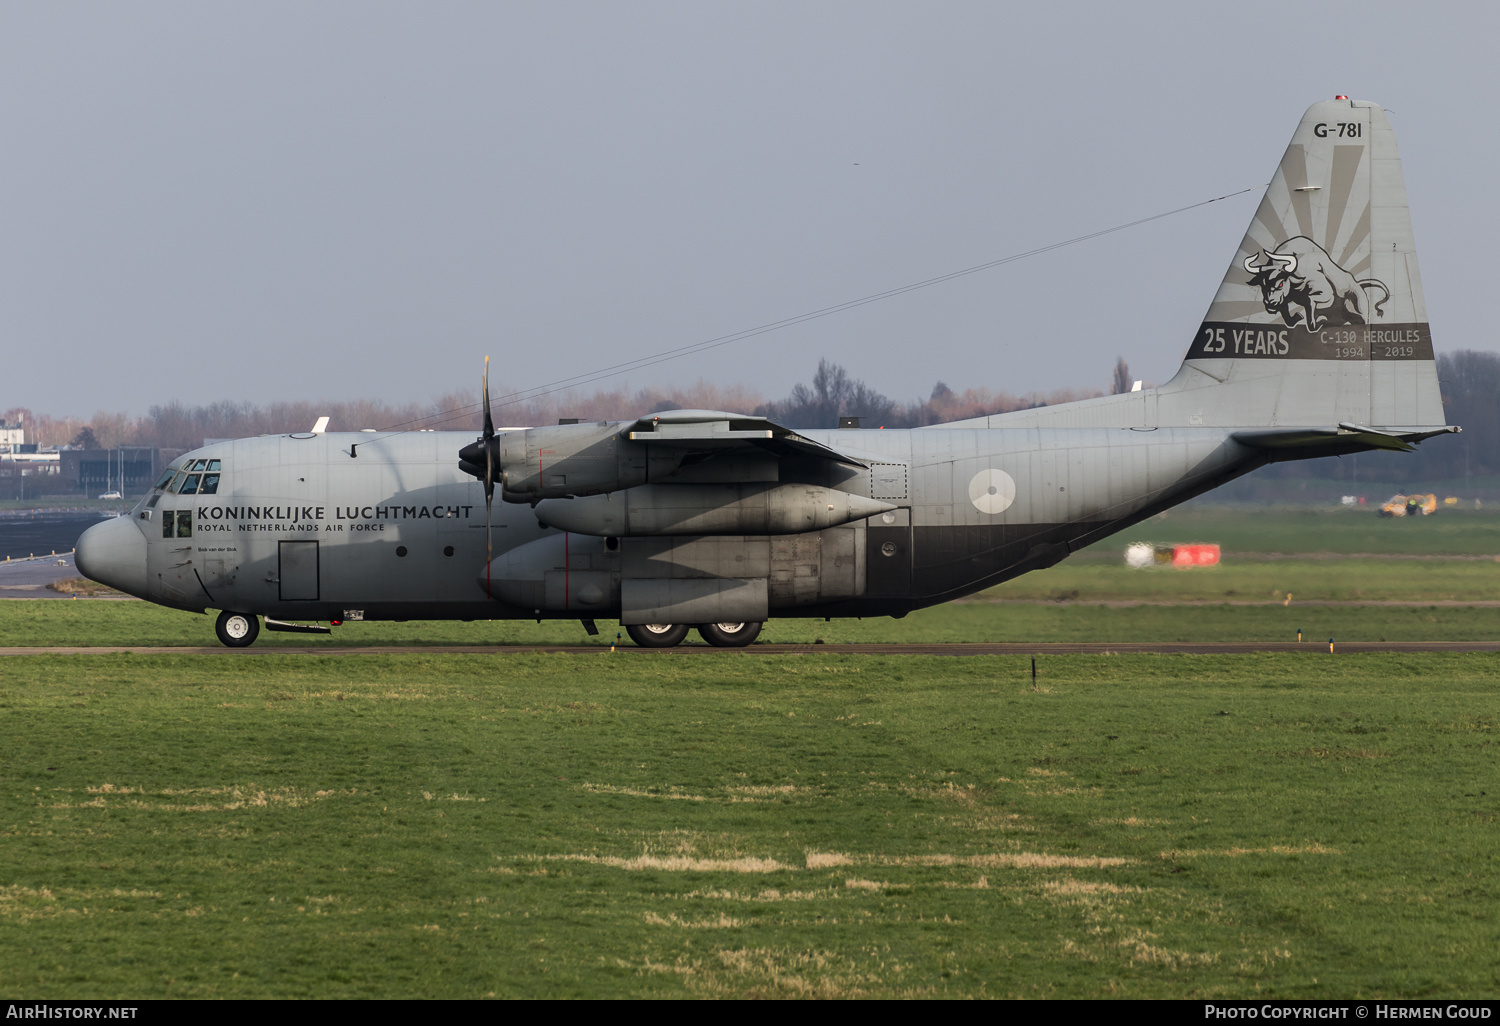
[481,355,496,444]
[482,356,495,574]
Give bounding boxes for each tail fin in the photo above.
[1167,97,1445,428]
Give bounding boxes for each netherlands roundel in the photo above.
[968,468,1016,515]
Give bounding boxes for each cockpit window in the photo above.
[156,458,223,495]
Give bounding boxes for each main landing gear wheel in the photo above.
[215,610,260,648]
[698,622,762,648]
[625,623,690,649]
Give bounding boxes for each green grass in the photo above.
[1,652,1497,997]
[990,559,1500,603]
[1087,505,1500,557]
[1,597,1498,647]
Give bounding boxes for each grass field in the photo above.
[2,507,1497,998]
[4,597,1500,647]
[1,651,1497,998]
[1095,505,1500,557]
[990,560,1500,603]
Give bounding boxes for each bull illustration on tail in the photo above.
[1243,236,1390,330]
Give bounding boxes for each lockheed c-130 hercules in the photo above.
[77,98,1456,647]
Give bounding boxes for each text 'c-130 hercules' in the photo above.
[76,98,1458,647]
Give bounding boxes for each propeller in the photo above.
[481,357,496,580]
[458,357,500,591]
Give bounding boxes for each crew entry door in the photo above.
[279,540,320,601]
[865,462,911,596]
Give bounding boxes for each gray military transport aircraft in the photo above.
[77,98,1456,648]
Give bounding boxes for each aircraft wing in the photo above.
[1233,423,1460,454]
[623,409,866,468]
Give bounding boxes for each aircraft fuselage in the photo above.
[89,424,1263,625]
[75,98,1455,645]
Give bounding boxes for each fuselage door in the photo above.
[146,506,200,605]
[865,506,912,596]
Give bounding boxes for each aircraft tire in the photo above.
[215,610,261,648]
[625,623,690,648]
[698,622,762,648]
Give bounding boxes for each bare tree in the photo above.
[755,359,898,429]
[1111,357,1132,395]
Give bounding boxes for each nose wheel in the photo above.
[215,610,261,648]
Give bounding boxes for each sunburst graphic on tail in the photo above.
[1183,98,1431,375]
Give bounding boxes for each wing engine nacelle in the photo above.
[459,410,866,506]
[459,423,679,503]
[533,483,895,537]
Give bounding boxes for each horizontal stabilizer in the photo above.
[1234,423,1459,455]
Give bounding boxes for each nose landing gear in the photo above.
[215,610,260,648]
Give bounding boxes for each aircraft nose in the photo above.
[75,515,149,598]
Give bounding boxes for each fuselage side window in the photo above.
[163,510,192,538]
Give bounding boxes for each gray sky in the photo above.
[4,1,1497,420]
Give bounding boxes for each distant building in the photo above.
[0,419,25,451]
[0,438,186,500]
[59,447,170,497]
[0,438,60,499]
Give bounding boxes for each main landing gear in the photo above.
[215,610,261,648]
[624,622,762,649]
[624,623,691,648]
[698,622,762,647]
[210,614,757,649]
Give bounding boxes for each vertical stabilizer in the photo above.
[1166,98,1444,428]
